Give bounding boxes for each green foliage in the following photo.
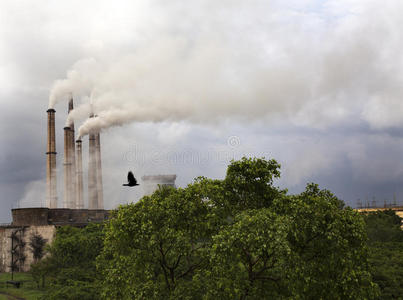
[98,185,215,299]
[204,209,291,299]
[223,157,284,212]
[363,210,403,299]
[369,242,403,299]
[40,280,101,300]
[273,186,376,299]
[0,272,46,300]
[364,210,403,243]
[99,157,377,299]
[29,157,384,299]
[30,222,105,300]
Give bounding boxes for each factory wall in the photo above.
[0,208,110,272]
[0,225,56,272]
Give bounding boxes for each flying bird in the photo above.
[123,171,139,187]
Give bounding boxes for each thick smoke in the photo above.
[48,58,102,109]
[48,0,403,137]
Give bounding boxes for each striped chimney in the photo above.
[46,109,57,208]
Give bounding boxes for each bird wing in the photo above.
[128,171,135,184]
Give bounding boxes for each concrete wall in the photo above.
[0,225,56,272]
[12,208,109,227]
[0,207,110,272]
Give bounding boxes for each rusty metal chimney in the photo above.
[88,114,98,209]
[95,131,104,209]
[46,109,57,208]
[75,139,84,209]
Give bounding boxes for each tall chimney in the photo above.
[46,109,57,208]
[95,131,104,209]
[75,139,84,209]
[68,98,76,208]
[88,114,98,209]
[63,126,73,208]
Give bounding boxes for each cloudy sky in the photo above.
[1,0,403,222]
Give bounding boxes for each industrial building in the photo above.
[0,98,176,272]
[1,98,107,272]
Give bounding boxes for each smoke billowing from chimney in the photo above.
[48,59,101,109]
[50,1,403,136]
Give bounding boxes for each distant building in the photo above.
[141,175,177,196]
[0,208,109,272]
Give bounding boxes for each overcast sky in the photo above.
[1,0,403,222]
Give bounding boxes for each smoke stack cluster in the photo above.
[46,98,104,210]
[46,109,57,208]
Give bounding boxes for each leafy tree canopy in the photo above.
[98,157,378,299]
[363,210,403,299]
[31,223,104,300]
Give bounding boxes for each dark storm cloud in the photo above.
[1,0,403,222]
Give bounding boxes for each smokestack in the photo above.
[75,139,84,209]
[63,126,73,208]
[95,131,104,209]
[68,98,77,208]
[46,109,57,208]
[88,114,98,209]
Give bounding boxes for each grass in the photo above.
[0,273,45,300]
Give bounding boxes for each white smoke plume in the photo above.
[48,58,103,109]
[48,0,403,137]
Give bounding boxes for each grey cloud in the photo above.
[1,1,403,223]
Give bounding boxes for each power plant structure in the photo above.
[142,175,177,196]
[46,98,104,209]
[0,97,178,273]
[0,98,109,273]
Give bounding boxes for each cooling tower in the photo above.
[88,115,98,209]
[141,175,177,196]
[95,132,104,209]
[75,139,84,209]
[46,109,57,208]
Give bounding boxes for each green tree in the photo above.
[98,186,216,299]
[364,210,403,243]
[31,223,104,300]
[203,209,291,299]
[223,157,284,212]
[273,185,377,299]
[363,210,403,299]
[99,157,377,299]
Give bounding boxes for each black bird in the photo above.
[123,171,139,187]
